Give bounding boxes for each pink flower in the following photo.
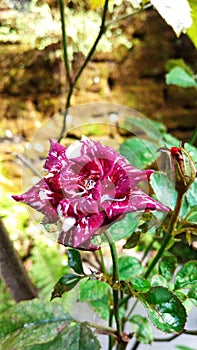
[13,137,168,250]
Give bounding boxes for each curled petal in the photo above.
[127,187,169,212]
[12,180,58,222]
[43,139,67,174]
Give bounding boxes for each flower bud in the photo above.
[170,144,196,194]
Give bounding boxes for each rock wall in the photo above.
[0,9,197,141]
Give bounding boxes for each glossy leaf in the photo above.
[186,180,197,208]
[165,59,194,75]
[175,261,197,289]
[108,212,139,242]
[166,67,197,88]
[51,274,83,300]
[117,256,144,280]
[124,116,166,142]
[120,137,158,169]
[130,315,153,344]
[131,277,150,293]
[31,322,101,350]
[151,275,168,288]
[78,279,110,302]
[174,291,187,303]
[188,284,197,306]
[0,299,73,349]
[90,296,109,320]
[123,231,141,249]
[67,249,84,275]
[141,287,187,333]
[159,256,178,282]
[150,172,176,209]
[170,240,197,263]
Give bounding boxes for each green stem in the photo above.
[99,248,107,275]
[144,191,184,278]
[131,192,185,350]
[58,0,72,86]
[57,0,109,142]
[104,231,120,336]
[73,0,109,84]
[58,85,74,142]
[106,2,152,28]
[130,192,185,350]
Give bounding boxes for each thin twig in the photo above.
[130,192,185,350]
[58,0,72,86]
[106,2,152,28]
[104,231,121,337]
[15,154,42,178]
[57,0,109,142]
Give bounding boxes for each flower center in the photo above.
[79,175,97,191]
[82,178,96,190]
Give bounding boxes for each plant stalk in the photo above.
[58,0,72,86]
[58,0,109,142]
[131,191,185,350]
[144,191,184,278]
[104,231,121,336]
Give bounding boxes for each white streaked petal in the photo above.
[39,189,52,201]
[62,217,76,232]
[66,140,82,159]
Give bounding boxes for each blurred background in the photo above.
[0,1,197,349]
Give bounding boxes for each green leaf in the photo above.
[108,212,139,242]
[174,291,187,303]
[186,180,197,208]
[151,275,168,288]
[131,277,150,292]
[51,274,83,300]
[117,256,144,280]
[166,67,197,88]
[0,299,73,349]
[150,0,192,36]
[67,249,84,275]
[175,261,197,289]
[124,116,166,142]
[176,346,197,350]
[78,279,110,302]
[188,284,197,306]
[165,59,194,76]
[150,172,176,209]
[159,256,178,282]
[123,231,141,249]
[187,0,197,47]
[130,315,153,344]
[30,242,70,299]
[141,287,187,333]
[90,295,109,320]
[186,208,197,223]
[120,137,158,169]
[32,322,101,350]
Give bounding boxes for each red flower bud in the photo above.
[169,143,196,194]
